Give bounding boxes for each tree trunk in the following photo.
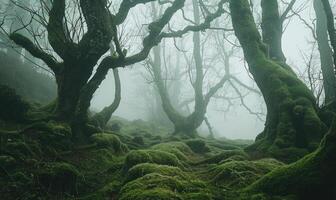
[54,62,91,122]
[261,0,286,63]
[321,0,336,69]
[314,0,336,104]
[230,0,326,163]
[91,69,121,129]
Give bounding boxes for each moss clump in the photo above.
[199,150,249,164]
[219,154,249,164]
[208,159,283,189]
[119,173,211,200]
[0,84,29,122]
[120,187,182,200]
[185,139,210,154]
[22,121,72,152]
[37,162,80,194]
[245,138,336,199]
[151,142,193,161]
[123,150,182,172]
[91,133,128,154]
[132,136,144,145]
[125,163,187,183]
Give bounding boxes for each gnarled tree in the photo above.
[8,0,219,140]
[230,0,327,162]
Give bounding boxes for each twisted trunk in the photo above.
[230,0,326,162]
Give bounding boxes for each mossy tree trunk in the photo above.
[260,0,286,63]
[10,0,114,140]
[230,0,326,162]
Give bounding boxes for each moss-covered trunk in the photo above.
[54,65,87,122]
[260,0,286,63]
[230,0,326,162]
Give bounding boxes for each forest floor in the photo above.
[0,117,297,200]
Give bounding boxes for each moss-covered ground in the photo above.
[0,117,320,200]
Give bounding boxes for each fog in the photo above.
[0,0,324,140]
[90,0,316,140]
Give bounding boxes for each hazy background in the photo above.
[91,0,317,140]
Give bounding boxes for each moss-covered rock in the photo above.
[119,173,211,200]
[22,121,72,152]
[185,139,210,154]
[123,150,182,172]
[125,163,187,183]
[132,135,145,145]
[151,142,193,161]
[91,133,128,154]
[37,162,80,194]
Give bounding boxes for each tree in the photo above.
[321,0,336,69]
[148,0,230,136]
[230,0,327,162]
[313,0,336,104]
[8,0,223,140]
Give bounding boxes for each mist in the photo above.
[1,0,336,199]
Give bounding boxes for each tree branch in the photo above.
[10,33,59,73]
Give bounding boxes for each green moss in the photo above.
[22,121,72,152]
[218,154,248,164]
[123,150,182,172]
[244,124,336,198]
[91,133,128,154]
[151,142,193,161]
[125,163,187,183]
[119,173,211,200]
[120,188,183,200]
[198,150,249,164]
[208,159,283,189]
[5,141,37,159]
[185,139,210,154]
[268,146,309,163]
[37,162,80,194]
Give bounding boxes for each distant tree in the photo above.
[313,0,336,104]
[148,0,230,136]
[321,0,336,69]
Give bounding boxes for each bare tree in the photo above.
[6,0,225,140]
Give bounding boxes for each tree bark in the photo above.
[261,0,286,63]
[314,0,336,104]
[91,69,121,129]
[321,0,336,70]
[230,0,326,162]
[149,0,228,136]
